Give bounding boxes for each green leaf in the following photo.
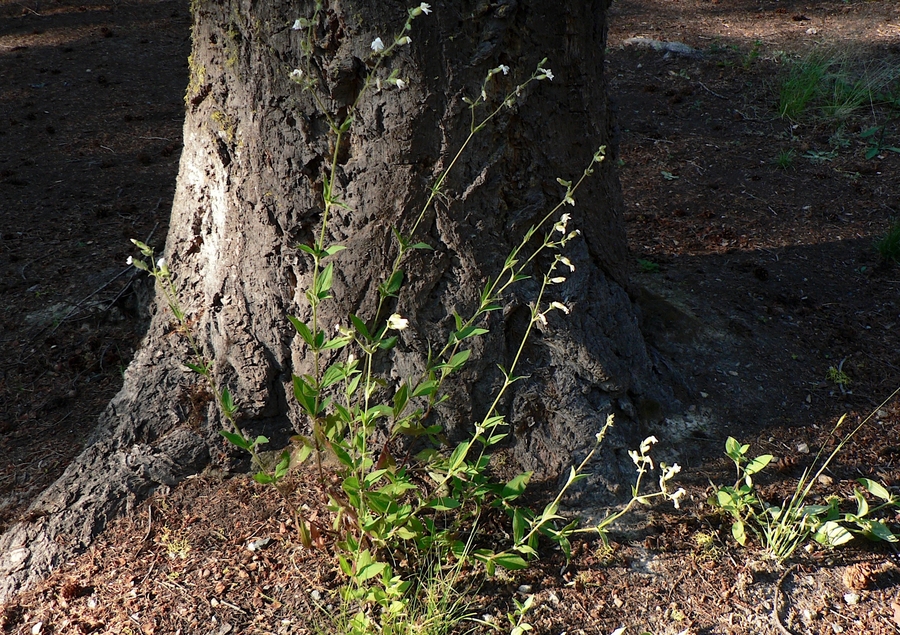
[445,349,471,372]
[316,263,334,297]
[725,437,742,460]
[380,270,404,297]
[321,363,345,389]
[451,325,489,343]
[253,435,269,447]
[220,387,236,417]
[412,380,437,397]
[288,316,315,347]
[338,554,353,577]
[502,472,532,501]
[350,314,371,340]
[321,335,352,350]
[854,488,869,518]
[253,472,275,484]
[448,441,470,474]
[378,335,398,350]
[864,520,898,542]
[745,454,774,476]
[732,520,747,545]
[355,560,387,583]
[815,520,853,547]
[411,242,432,250]
[429,497,461,511]
[324,244,346,257]
[392,383,409,417]
[512,509,527,544]
[185,361,208,375]
[492,552,528,571]
[220,430,250,451]
[858,478,892,502]
[296,243,318,257]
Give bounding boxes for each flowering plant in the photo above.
[129,3,683,631]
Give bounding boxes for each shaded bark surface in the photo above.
[0,0,671,602]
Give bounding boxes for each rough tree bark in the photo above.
[0,0,673,602]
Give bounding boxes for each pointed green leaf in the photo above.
[350,313,371,340]
[185,362,208,375]
[732,520,746,545]
[745,454,773,476]
[220,430,250,451]
[502,472,532,500]
[429,497,461,511]
[288,315,315,346]
[864,520,898,542]
[492,552,528,571]
[253,472,275,484]
[412,380,437,398]
[815,520,853,546]
[858,478,892,502]
[381,270,404,297]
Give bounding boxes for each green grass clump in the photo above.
[778,49,900,122]
[876,218,900,263]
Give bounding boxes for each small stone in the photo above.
[818,474,834,487]
[31,622,42,635]
[700,392,709,398]
[246,537,271,552]
[310,590,321,601]
[831,623,844,633]
[517,584,532,594]
[797,442,810,454]
[843,592,860,605]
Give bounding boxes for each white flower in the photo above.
[549,301,570,314]
[396,36,411,46]
[670,487,687,509]
[628,449,642,467]
[639,435,659,455]
[395,78,407,90]
[419,2,431,14]
[559,256,575,272]
[537,67,554,81]
[126,256,133,265]
[292,18,303,30]
[662,462,682,481]
[554,212,571,234]
[549,276,566,284]
[289,68,303,81]
[499,64,509,75]
[386,313,409,331]
[347,353,357,365]
[156,257,165,269]
[535,312,548,326]
[371,37,385,52]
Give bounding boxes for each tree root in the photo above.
[773,564,798,635]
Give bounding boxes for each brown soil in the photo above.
[3,0,900,633]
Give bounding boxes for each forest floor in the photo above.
[3,0,900,633]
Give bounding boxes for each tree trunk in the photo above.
[0,0,672,602]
